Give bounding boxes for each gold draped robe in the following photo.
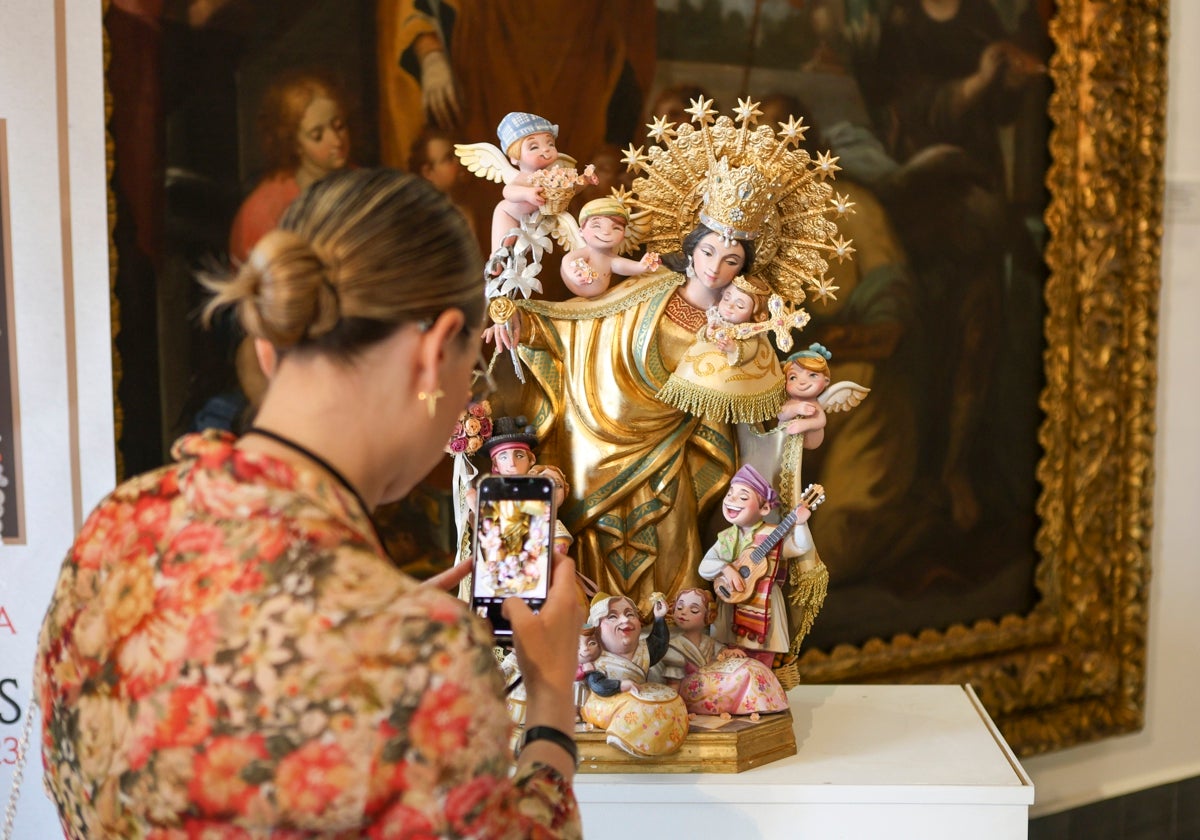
[514,271,737,605]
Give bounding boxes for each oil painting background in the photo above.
[106,0,1053,648]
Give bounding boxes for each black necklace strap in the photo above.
[242,426,390,559]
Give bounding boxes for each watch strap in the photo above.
[521,725,580,768]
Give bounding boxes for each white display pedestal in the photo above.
[574,683,1033,839]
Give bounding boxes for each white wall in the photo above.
[0,2,1197,833]
[1022,0,1200,817]
[0,2,112,836]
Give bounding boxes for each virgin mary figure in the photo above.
[490,102,851,619]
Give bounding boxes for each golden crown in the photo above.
[731,273,771,297]
[618,96,856,303]
[699,157,777,244]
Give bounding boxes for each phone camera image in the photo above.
[471,476,555,637]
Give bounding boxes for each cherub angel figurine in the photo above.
[455,111,596,254]
[656,275,799,424]
[777,343,870,449]
[559,197,660,299]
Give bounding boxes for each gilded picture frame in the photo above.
[792,0,1166,756]
[100,0,1165,757]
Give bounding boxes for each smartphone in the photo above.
[470,475,556,639]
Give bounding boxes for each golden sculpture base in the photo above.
[572,709,796,773]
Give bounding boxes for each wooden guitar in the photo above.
[714,483,826,604]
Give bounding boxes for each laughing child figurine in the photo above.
[697,464,828,668]
[656,274,786,424]
[560,197,660,298]
[579,593,690,757]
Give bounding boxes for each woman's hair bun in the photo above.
[226,229,341,348]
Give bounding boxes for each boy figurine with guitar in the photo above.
[698,464,828,667]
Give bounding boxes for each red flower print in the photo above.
[276,740,355,817]
[444,774,505,837]
[155,685,216,748]
[189,734,269,816]
[367,801,439,840]
[409,682,471,757]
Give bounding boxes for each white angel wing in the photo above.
[550,212,584,251]
[818,380,870,413]
[454,142,519,185]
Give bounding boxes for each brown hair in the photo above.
[203,169,483,358]
[408,125,457,176]
[256,66,351,175]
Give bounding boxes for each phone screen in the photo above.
[471,476,555,637]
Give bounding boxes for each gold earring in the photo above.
[418,388,444,418]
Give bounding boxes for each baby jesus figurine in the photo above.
[560,197,660,299]
[656,274,786,424]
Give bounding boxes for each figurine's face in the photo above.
[581,215,627,250]
[672,591,708,632]
[421,137,461,193]
[296,95,349,175]
[515,131,559,170]
[786,366,830,399]
[717,285,757,324]
[492,446,535,475]
[722,482,771,528]
[579,634,601,663]
[690,233,746,292]
[598,597,642,656]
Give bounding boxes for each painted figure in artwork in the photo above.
[220,66,353,433]
[578,593,690,757]
[560,198,661,299]
[697,464,829,667]
[655,588,788,717]
[408,124,476,238]
[229,67,352,265]
[656,273,787,424]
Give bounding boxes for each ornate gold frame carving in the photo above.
[794,0,1167,756]
[102,0,1166,756]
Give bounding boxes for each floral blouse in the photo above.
[34,431,581,839]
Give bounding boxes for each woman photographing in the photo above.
[34,169,583,838]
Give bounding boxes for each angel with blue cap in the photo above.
[456,111,596,254]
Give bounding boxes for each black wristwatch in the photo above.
[521,725,580,768]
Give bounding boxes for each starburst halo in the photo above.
[621,98,855,304]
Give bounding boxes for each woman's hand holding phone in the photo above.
[505,549,583,778]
